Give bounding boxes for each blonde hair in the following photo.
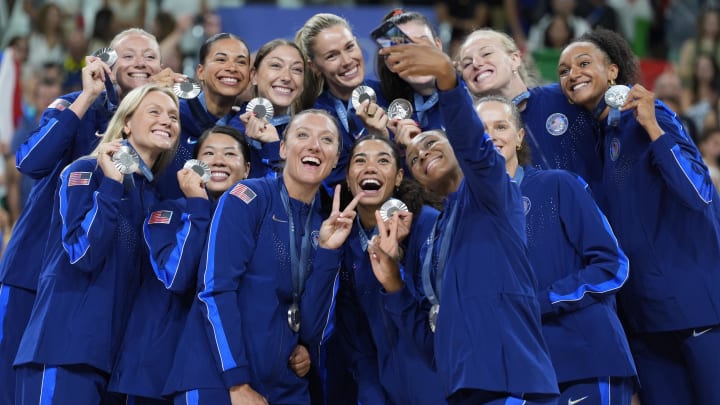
[458,29,531,86]
[295,13,352,109]
[93,83,179,174]
[110,28,161,61]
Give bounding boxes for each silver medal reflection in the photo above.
[429,303,439,333]
[604,85,631,109]
[91,47,117,67]
[183,159,211,183]
[351,86,377,110]
[387,98,413,120]
[379,198,408,222]
[112,144,140,174]
[246,97,274,121]
[287,302,301,333]
[172,79,202,99]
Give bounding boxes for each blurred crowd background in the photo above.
[1,0,720,237]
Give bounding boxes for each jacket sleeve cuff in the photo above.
[381,283,416,316]
[538,289,556,317]
[185,197,212,216]
[222,366,251,389]
[314,247,342,271]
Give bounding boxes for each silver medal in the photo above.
[429,303,439,333]
[172,78,202,99]
[91,47,117,67]
[183,159,211,183]
[379,198,408,222]
[351,86,377,110]
[604,85,631,109]
[287,302,301,333]
[387,98,413,120]
[112,144,140,174]
[246,97,274,120]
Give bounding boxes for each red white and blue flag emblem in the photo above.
[148,210,173,225]
[67,171,92,187]
[230,183,257,204]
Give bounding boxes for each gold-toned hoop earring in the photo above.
[608,79,616,86]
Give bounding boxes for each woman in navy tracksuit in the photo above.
[166,109,360,404]
[13,84,180,404]
[108,126,252,403]
[332,134,444,404]
[228,39,306,179]
[296,13,390,187]
[0,29,170,402]
[557,28,720,404]
[477,95,638,404]
[368,41,558,404]
[376,10,444,146]
[155,33,251,199]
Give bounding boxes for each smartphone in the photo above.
[370,20,412,48]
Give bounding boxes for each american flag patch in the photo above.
[148,210,173,225]
[67,171,92,187]
[48,98,71,111]
[230,183,257,204]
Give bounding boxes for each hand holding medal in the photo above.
[242,97,280,143]
[367,209,404,293]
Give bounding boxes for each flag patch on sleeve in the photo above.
[48,98,71,111]
[230,183,257,204]
[67,171,92,187]
[148,210,173,225]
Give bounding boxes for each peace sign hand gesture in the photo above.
[318,185,365,250]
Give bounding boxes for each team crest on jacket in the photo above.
[312,230,320,249]
[610,137,621,161]
[522,196,531,215]
[545,113,568,136]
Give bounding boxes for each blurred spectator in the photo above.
[62,28,87,93]
[7,75,62,222]
[677,6,720,87]
[435,0,490,58]
[576,0,619,32]
[531,14,573,83]
[88,7,117,53]
[104,0,147,32]
[665,0,705,63]
[26,3,67,73]
[607,0,652,55]
[527,0,590,53]
[152,11,193,73]
[0,36,28,152]
[695,126,720,192]
[681,52,720,134]
[654,70,698,142]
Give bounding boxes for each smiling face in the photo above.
[309,24,365,100]
[197,37,251,99]
[458,33,522,97]
[347,139,403,209]
[112,33,163,96]
[252,44,305,115]
[280,112,340,194]
[476,100,524,171]
[197,132,249,196]
[406,131,458,193]
[124,90,180,161]
[558,41,617,110]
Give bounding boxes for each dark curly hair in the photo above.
[571,28,640,86]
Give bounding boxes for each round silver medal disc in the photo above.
[604,85,631,109]
[387,98,413,120]
[172,79,202,99]
[351,86,377,110]
[246,97,274,120]
[429,303,439,333]
[287,303,301,333]
[112,144,140,174]
[379,198,408,222]
[183,159,211,183]
[91,47,117,67]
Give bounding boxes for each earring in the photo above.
[608,79,616,86]
[567,98,574,105]
[516,144,522,151]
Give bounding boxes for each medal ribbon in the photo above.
[280,182,316,306]
[414,91,438,128]
[355,215,378,252]
[421,199,459,306]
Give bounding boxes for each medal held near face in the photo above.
[246,97,274,121]
[387,98,413,120]
[172,78,202,99]
[379,198,408,222]
[351,86,377,110]
[90,47,119,111]
[183,159,211,183]
[604,84,630,126]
